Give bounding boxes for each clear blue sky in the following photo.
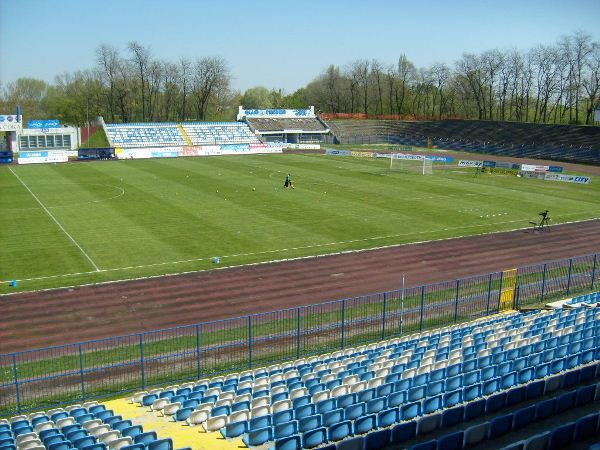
[1,0,599,94]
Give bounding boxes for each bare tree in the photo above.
[192,56,229,121]
[96,44,120,122]
[128,41,151,121]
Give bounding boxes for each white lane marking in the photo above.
[2,214,599,290]
[8,167,101,272]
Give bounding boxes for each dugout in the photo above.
[78,147,115,160]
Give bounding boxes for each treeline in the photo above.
[1,32,599,126]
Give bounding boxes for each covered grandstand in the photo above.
[239,107,330,146]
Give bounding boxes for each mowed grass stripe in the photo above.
[2,154,600,293]
[0,167,100,279]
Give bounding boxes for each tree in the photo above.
[240,86,273,109]
[191,56,229,121]
[128,41,151,121]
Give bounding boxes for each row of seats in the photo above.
[131,307,599,449]
[405,385,600,450]
[181,123,259,145]
[566,291,600,308]
[104,122,260,148]
[0,403,177,450]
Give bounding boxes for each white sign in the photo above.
[459,160,483,167]
[544,173,591,184]
[521,164,549,173]
[284,143,321,150]
[18,151,68,164]
[0,115,22,131]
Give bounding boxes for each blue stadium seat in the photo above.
[391,421,417,444]
[242,427,273,447]
[573,413,599,441]
[298,415,321,433]
[220,420,248,439]
[575,384,595,406]
[417,413,441,436]
[273,435,301,450]
[354,414,377,435]
[364,429,390,450]
[463,422,489,448]
[273,420,298,440]
[408,439,436,450]
[322,409,343,427]
[377,408,399,428]
[485,391,507,414]
[489,414,513,438]
[512,405,535,430]
[549,422,575,449]
[555,390,576,413]
[328,420,353,442]
[147,439,172,450]
[438,431,464,450]
[464,399,485,421]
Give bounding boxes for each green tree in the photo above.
[240,86,273,109]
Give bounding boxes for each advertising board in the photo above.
[521,164,549,173]
[544,173,591,184]
[28,120,61,129]
[0,115,22,131]
[459,160,483,167]
[18,151,68,164]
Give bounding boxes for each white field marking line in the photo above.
[4,214,600,297]
[8,167,101,272]
[3,214,600,288]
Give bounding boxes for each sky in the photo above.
[1,0,599,94]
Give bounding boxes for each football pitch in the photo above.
[1,153,599,293]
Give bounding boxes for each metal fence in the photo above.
[0,252,597,417]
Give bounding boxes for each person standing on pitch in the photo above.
[284,173,295,189]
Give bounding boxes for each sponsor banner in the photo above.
[351,151,374,158]
[425,155,453,163]
[521,164,549,173]
[116,146,183,159]
[495,161,515,169]
[544,173,591,184]
[181,145,222,157]
[0,114,22,131]
[18,150,68,164]
[548,165,564,173]
[238,106,315,120]
[519,171,546,179]
[28,119,61,129]
[285,143,321,150]
[326,149,352,156]
[459,160,483,167]
[483,161,496,168]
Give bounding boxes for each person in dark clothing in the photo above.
[284,173,295,189]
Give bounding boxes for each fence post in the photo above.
[566,258,573,295]
[540,264,547,303]
[454,280,460,323]
[591,254,597,289]
[381,292,388,340]
[12,354,21,414]
[139,334,145,390]
[419,286,425,332]
[341,300,346,349]
[248,316,253,370]
[497,271,504,312]
[79,344,85,402]
[297,307,301,360]
[514,286,520,309]
[196,324,201,380]
[486,273,493,315]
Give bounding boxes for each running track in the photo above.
[1,219,599,353]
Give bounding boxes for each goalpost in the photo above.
[389,153,433,175]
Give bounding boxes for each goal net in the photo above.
[389,154,433,175]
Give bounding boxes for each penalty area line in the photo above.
[8,167,101,272]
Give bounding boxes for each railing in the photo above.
[0,252,597,417]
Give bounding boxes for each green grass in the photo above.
[2,153,599,293]
[80,127,110,148]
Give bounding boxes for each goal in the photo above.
[389,154,433,175]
